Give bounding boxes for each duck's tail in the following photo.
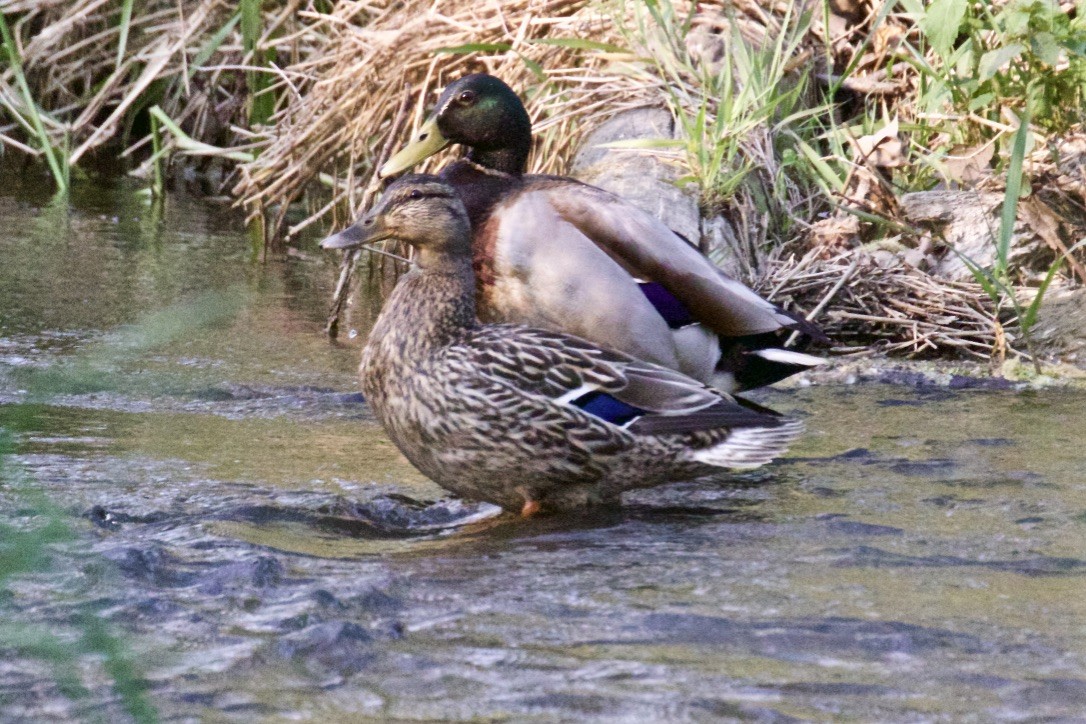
[690,417,805,470]
[716,336,826,393]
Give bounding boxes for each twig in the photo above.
[785,254,860,346]
[324,81,412,339]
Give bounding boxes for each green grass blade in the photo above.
[116,0,135,70]
[529,38,627,53]
[241,0,274,126]
[0,434,158,722]
[0,13,69,193]
[77,613,159,723]
[148,105,255,162]
[951,247,1002,303]
[189,12,241,79]
[1019,238,1085,332]
[793,136,844,192]
[149,111,164,197]
[1020,257,1064,332]
[433,42,513,54]
[997,110,1031,280]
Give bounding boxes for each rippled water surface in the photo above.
[1,175,1085,721]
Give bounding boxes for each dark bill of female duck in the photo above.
[320,211,391,250]
[320,220,371,250]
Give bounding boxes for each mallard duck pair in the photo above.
[322,74,824,514]
[376,73,828,391]
[324,175,803,514]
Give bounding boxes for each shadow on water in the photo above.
[2,173,1086,720]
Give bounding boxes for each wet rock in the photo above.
[1030,287,1086,364]
[85,505,170,530]
[836,545,1086,576]
[110,546,194,588]
[197,555,284,595]
[570,107,700,243]
[898,191,1010,280]
[947,374,1016,390]
[967,437,1015,447]
[819,516,904,536]
[128,596,181,621]
[889,459,957,476]
[342,495,501,532]
[835,447,874,460]
[348,586,401,614]
[636,613,992,657]
[274,621,375,674]
[569,108,748,279]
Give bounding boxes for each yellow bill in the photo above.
[379,116,450,178]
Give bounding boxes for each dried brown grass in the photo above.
[767,249,1002,359]
[232,0,824,243]
[0,0,308,170]
[6,0,1073,361]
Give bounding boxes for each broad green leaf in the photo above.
[978,43,1025,80]
[968,91,997,111]
[1031,32,1061,65]
[921,0,968,58]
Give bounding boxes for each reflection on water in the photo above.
[1,174,1085,721]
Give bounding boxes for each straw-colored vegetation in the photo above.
[2,0,1085,366]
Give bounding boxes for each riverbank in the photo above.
[3,0,1085,369]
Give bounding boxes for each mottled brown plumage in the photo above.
[322,175,804,514]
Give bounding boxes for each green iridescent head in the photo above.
[380,74,532,177]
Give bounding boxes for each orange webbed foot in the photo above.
[515,486,541,518]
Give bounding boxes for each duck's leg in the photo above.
[515,486,541,518]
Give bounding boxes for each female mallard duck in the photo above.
[365,72,827,393]
[322,175,803,515]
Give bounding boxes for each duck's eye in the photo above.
[456,90,477,106]
[408,189,422,200]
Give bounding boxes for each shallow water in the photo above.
[1,174,1084,721]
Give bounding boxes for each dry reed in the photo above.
[5,0,1081,361]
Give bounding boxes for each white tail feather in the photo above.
[752,349,825,367]
[690,419,805,470]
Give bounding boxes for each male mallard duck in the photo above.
[322,175,804,515]
[369,72,827,392]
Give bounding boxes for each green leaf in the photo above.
[793,137,844,192]
[957,251,1002,303]
[190,12,241,77]
[116,0,134,70]
[978,43,1024,80]
[1021,257,1064,331]
[598,138,685,150]
[967,91,997,111]
[921,0,968,58]
[1031,32,1061,65]
[433,42,512,55]
[997,110,1031,279]
[529,38,627,53]
[1001,5,1032,36]
[516,54,546,81]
